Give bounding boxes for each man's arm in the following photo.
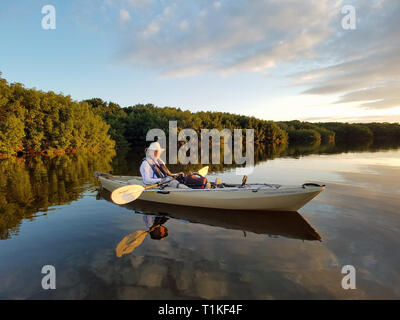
[158,159,183,177]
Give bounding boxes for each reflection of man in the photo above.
[115,215,169,257]
[143,215,169,240]
[140,142,189,189]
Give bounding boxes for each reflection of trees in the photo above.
[111,139,400,177]
[110,143,289,175]
[283,139,400,158]
[281,140,397,157]
[0,151,115,239]
[283,142,325,158]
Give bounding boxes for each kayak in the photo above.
[97,188,322,241]
[96,172,325,211]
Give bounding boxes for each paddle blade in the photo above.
[197,166,209,177]
[116,230,148,257]
[111,185,145,205]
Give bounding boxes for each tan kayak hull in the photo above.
[98,175,324,211]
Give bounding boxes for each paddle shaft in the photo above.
[144,182,166,190]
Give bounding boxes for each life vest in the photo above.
[143,158,170,179]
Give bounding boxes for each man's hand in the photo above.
[160,177,173,184]
[173,172,184,178]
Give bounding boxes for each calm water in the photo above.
[0,144,399,299]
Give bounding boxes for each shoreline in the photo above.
[0,148,111,159]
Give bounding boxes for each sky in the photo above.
[0,0,399,123]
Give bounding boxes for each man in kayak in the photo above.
[140,142,190,189]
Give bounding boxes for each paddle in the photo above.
[116,224,162,257]
[110,166,209,205]
[116,230,148,257]
[197,166,209,177]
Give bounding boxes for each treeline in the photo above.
[1,75,400,156]
[319,122,400,143]
[85,99,288,147]
[278,121,335,144]
[86,99,400,148]
[0,77,114,155]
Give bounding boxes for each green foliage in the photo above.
[0,113,25,154]
[88,100,398,148]
[0,78,115,155]
[117,104,288,146]
[318,122,373,143]
[288,128,321,145]
[363,122,400,141]
[0,152,115,239]
[84,98,130,149]
[2,74,399,155]
[278,120,335,144]
[315,127,336,144]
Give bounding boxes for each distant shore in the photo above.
[1,76,399,158]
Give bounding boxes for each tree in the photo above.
[0,77,115,155]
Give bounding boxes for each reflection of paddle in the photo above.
[116,230,148,257]
[116,224,162,257]
[111,166,209,205]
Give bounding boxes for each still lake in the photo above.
[0,143,399,299]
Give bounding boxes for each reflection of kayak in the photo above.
[97,173,325,211]
[98,189,321,241]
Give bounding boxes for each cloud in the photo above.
[179,20,189,32]
[115,0,338,77]
[213,2,221,9]
[100,0,400,111]
[126,0,152,9]
[291,0,400,110]
[302,114,400,123]
[119,9,131,23]
[336,82,400,110]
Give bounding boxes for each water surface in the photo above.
[0,145,399,299]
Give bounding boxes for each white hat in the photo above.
[147,142,165,152]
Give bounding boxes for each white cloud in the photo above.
[126,0,152,8]
[144,21,159,35]
[119,9,131,23]
[117,0,335,77]
[179,20,189,31]
[290,0,400,110]
[108,0,400,111]
[163,6,172,16]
